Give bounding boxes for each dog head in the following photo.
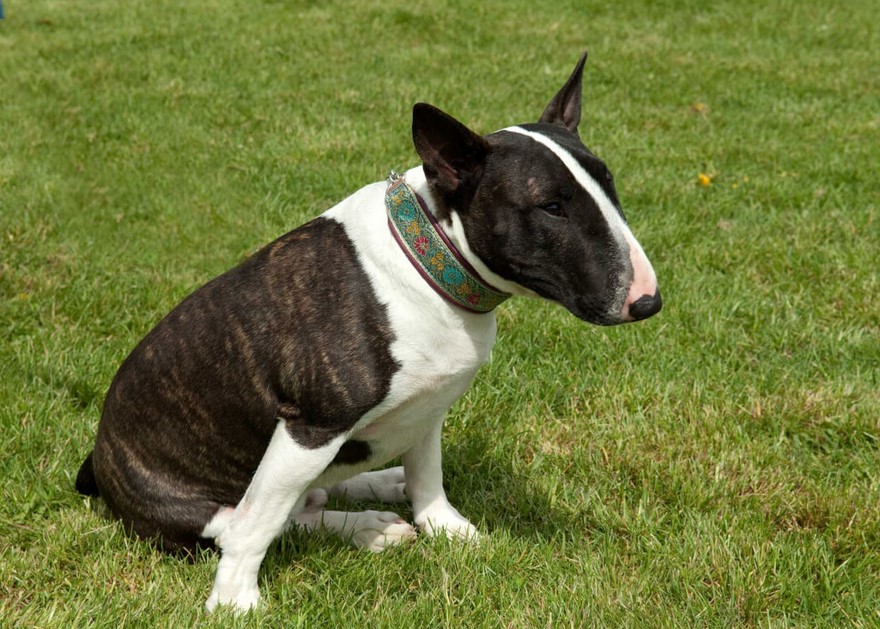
[412,52,661,325]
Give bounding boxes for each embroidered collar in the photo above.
[384,172,510,314]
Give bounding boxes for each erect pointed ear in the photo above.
[538,51,587,133]
[412,103,488,206]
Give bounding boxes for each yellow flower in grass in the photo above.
[698,172,714,187]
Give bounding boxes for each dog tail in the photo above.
[75,452,100,497]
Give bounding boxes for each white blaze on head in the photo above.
[502,126,658,321]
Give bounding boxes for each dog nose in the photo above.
[627,289,662,321]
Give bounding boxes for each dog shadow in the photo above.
[442,430,589,544]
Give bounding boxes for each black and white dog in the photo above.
[76,53,660,611]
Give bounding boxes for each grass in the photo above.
[1,0,878,625]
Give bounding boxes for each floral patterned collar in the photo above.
[384,172,510,314]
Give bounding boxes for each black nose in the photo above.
[628,289,662,321]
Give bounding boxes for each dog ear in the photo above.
[412,103,488,207]
[538,51,587,132]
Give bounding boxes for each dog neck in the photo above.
[385,172,510,314]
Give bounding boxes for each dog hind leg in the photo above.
[290,494,416,552]
[327,466,407,503]
[204,421,346,613]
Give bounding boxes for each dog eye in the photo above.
[540,202,566,218]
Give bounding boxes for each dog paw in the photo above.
[205,586,261,613]
[367,466,407,502]
[347,510,418,552]
[370,466,406,502]
[415,507,480,543]
[329,466,407,503]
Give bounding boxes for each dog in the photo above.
[75,52,661,611]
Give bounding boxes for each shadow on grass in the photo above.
[444,431,589,543]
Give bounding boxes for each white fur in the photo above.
[204,422,348,611]
[328,466,407,502]
[402,416,479,540]
[292,506,417,552]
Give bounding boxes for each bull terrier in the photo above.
[75,52,661,611]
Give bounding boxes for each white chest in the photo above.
[312,177,499,485]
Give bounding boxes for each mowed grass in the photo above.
[1,0,878,626]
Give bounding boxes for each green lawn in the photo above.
[2,0,878,626]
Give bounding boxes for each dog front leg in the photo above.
[402,418,479,541]
[205,421,345,613]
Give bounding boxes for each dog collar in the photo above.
[385,172,510,314]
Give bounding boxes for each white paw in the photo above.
[416,507,480,542]
[206,551,264,613]
[347,510,418,552]
[205,586,261,613]
[329,466,407,503]
[366,466,407,502]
